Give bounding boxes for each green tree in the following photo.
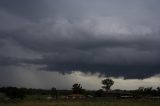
[102,78,114,91]
[72,83,84,94]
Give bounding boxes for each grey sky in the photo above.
[0,0,160,89]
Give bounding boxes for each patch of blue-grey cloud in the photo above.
[0,0,160,81]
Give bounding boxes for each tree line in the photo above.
[0,78,160,99]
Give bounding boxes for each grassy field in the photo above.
[0,99,160,106]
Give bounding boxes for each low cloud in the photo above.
[0,16,160,78]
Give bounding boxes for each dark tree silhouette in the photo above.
[95,89,104,97]
[72,83,84,94]
[51,87,58,99]
[0,87,26,99]
[157,87,160,92]
[102,78,114,91]
[157,87,160,96]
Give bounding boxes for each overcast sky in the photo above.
[0,0,160,90]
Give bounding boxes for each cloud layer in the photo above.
[0,0,160,80]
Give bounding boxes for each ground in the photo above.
[0,98,160,106]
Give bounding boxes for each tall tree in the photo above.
[102,78,114,91]
[72,83,83,94]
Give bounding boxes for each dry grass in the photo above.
[0,99,160,106]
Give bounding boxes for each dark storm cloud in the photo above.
[0,0,160,79]
[0,56,21,66]
[0,0,49,21]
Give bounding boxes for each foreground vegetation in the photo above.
[0,99,160,106]
[0,78,160,106]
